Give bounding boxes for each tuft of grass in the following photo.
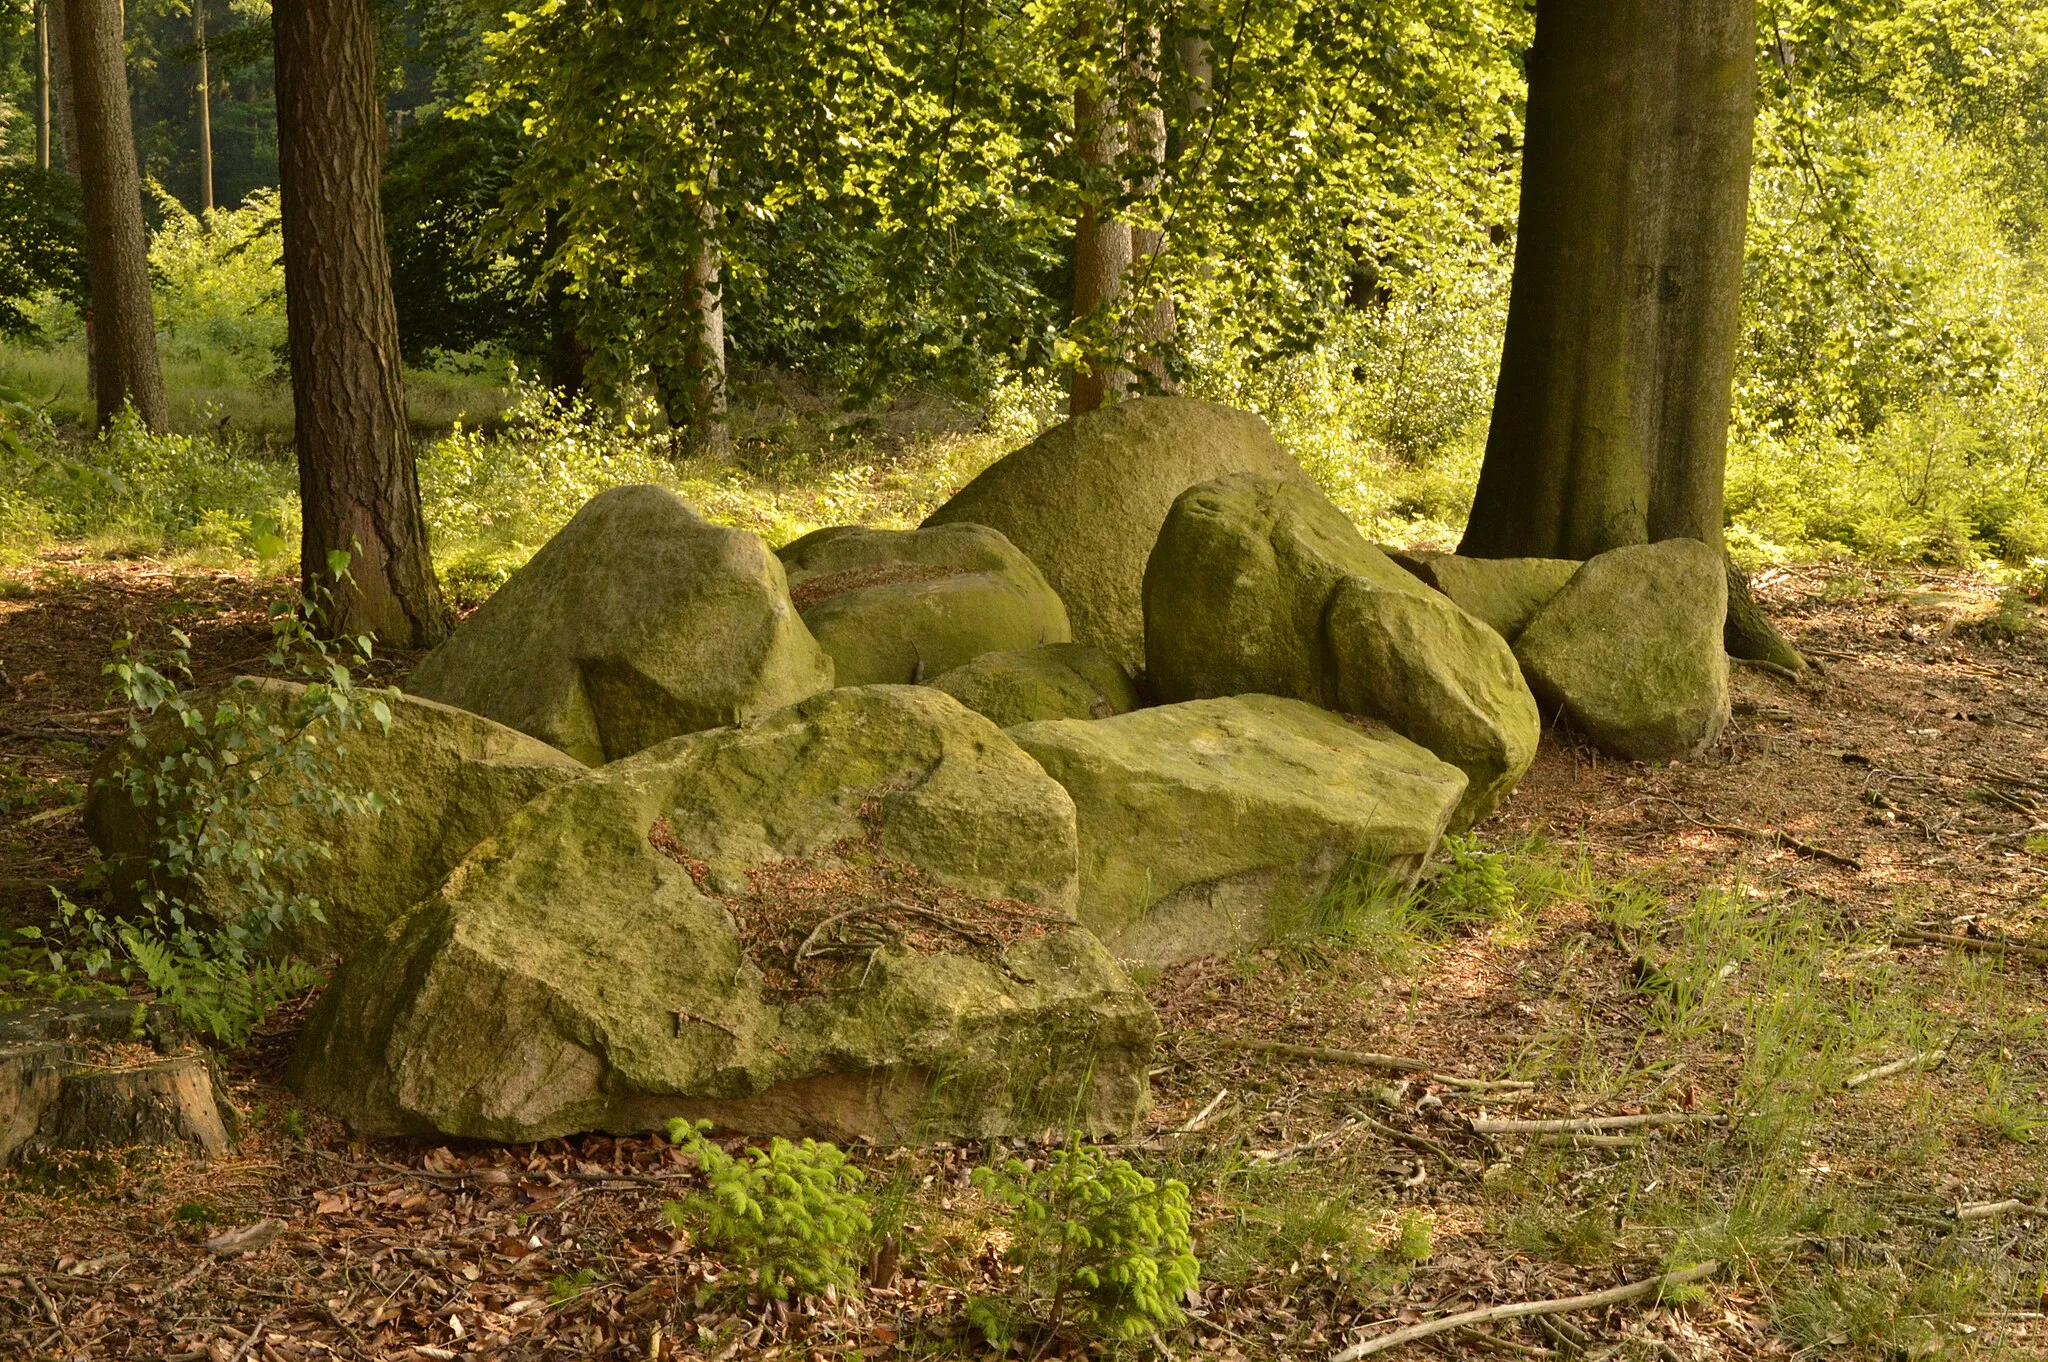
[1972,1067,2048,1145]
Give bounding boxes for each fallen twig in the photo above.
[1954,1199,2048,1223]
[1842,1050,1944,1090]
[1534,1133,1646,1150]
[1470,1112,1719,1136]
[1330,1261,1721,1361]
[1356,1112,1468,1170]
[1452,1325,1553,1356]
[1646,797,1862,869]
[1207,1035,1532,1092]
[1894,928,2048,966]
[226,1310,280,1362]
[22,1270,65,1337]
[1173,1089,1230,1135]
[0,724,103,745]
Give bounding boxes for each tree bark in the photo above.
[45,0,77,174]
[1459,0,1755,561]
[35,2,50,171]
[541,209,588,398]
[274,0,452,648]
[194,0,213,215]
[64,0,169,432]
[683,193,730,455]
[1127,26,1175,394]
[1070,81,1132,416]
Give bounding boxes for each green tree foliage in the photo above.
[0,164,88,338]
[1729,0,2048,565]
[382,108,556,368]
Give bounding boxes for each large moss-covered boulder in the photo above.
[922,398,1306,672]
[927,644,1139,727]
[405,485,832,764]
[85,678,586,957]
[778,525,1069,685]
[1144,474,1538,828]
[1386,551,1581,642]
[291,686,1155,1144]
[1324,579,1540,829]
[1513,539,1730,761]
[1009,696,1467,967]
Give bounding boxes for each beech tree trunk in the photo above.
[683,194,730,455]
[1127,27,1175,393]
[1460,0,1755,561]
[274,0,452,647]
[64,0,169,431]
[1071,82,1132,416]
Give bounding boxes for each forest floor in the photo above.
[2,551,2047,1361]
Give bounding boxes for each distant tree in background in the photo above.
[64,0,168,430]
[274,0,451,646]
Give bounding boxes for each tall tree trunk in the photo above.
[46,0,77,173]
[683,193,730,456]
[274,0,451,648]
[541,211,588,398]
[35,2,50,170]
[64,0,169,432]
[648,196,731,456]
[194,0,213,215]
[1071,82,1132,415]
[1459,0,1754,561]
[1127,26,1175,394]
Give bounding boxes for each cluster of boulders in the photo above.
[84,396,1731,1150]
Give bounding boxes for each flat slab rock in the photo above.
[1,1002,234,1166]
[1009,695,1468,967]
[292,685,1155,1145]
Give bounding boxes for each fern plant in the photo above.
[971,1144,1199,1345]
[662,1118,874,1301]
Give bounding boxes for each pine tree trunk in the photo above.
[35,2,50,171]
[1071,83,1132,416]
[1459,0,1754,561]
[274,0,452,648]
[64,0,169,432]
[45,0,74,173]
[194,0,213,215]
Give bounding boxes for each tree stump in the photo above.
[0,1001,236,1165]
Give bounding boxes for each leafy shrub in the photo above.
[25,567,389,1044]
[661,1118,873,1301]
[0,407,295,558]
[970,1144,1199,1344]
[148,189,288,385]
